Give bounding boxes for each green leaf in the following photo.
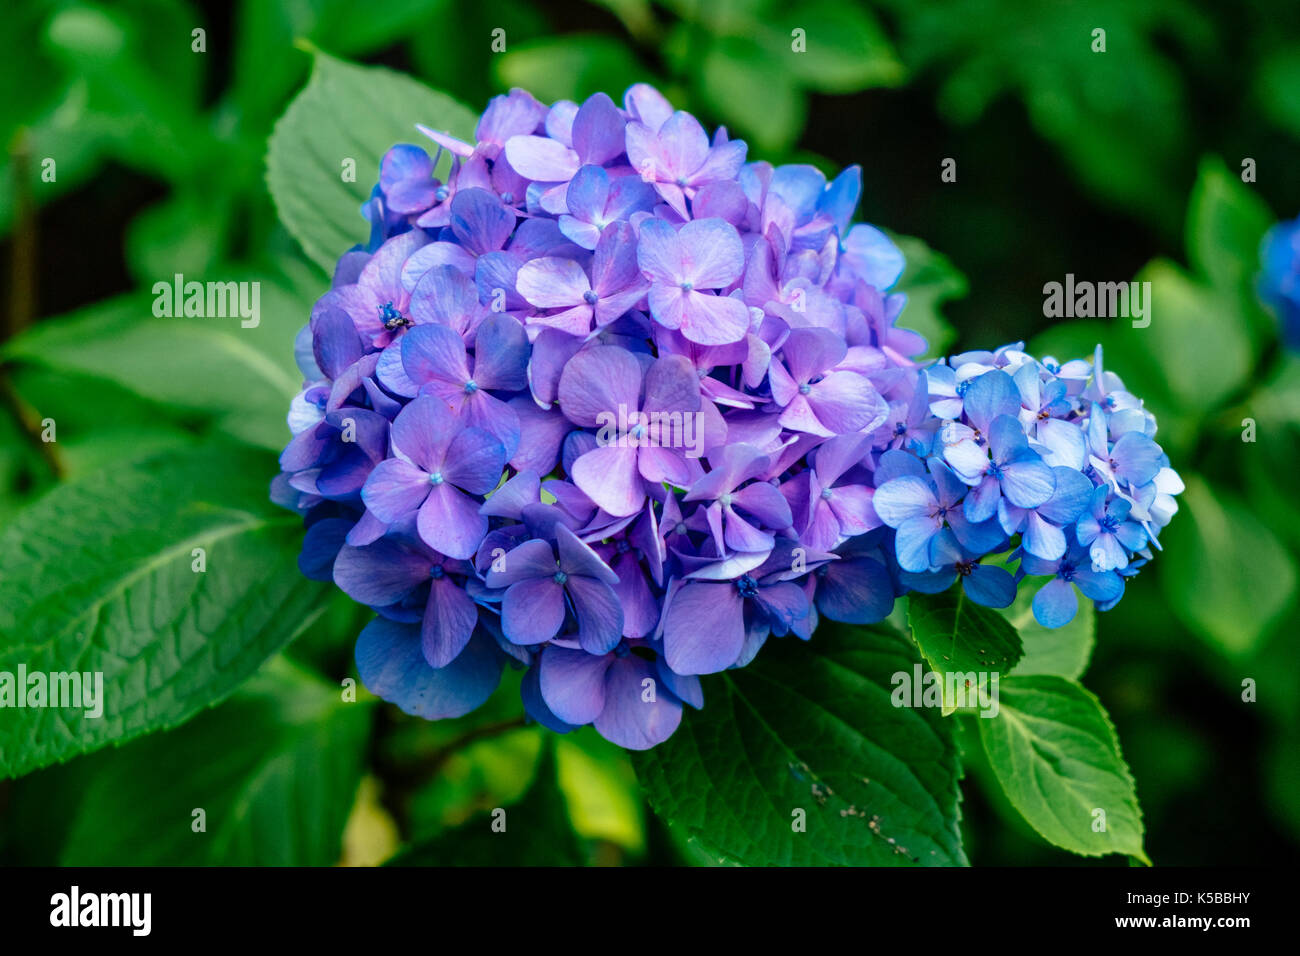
[3,271,312,451]
[693,37,804,153]
[761,1,904,93]
[556,728,645,853]
[266,49,478,272]
[1158,474,1296,657]
[977,675,1148,863]
[907,590,1023,714]
[494,35,651,106]
[56,657,372,865]
[1186,156,1272,296]
[1256,44,1300,140]
[0,444,329,779]
[390,740,583,866]
[632,624,967,866]
[999,584,1094,681]
[892,234,965,357]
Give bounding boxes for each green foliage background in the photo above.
[1,0,1297,866]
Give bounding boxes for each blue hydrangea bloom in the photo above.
[275,84,1182,749]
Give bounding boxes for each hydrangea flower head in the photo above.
[275,84,1182,750]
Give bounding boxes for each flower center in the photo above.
[428,472,444,485]
[430,565,445,579]
[894,422,907,436]
[679,281,694,292]
[718,492,734,507]
[464,379,479,394]
[553,571,568,585]
[435,186,449,202]
[820,487,834,501]
[736,574,759,598]
[583,290,599,305]
[1100,514,1120,533]
[380,302,408,330]
[955,560,975,577]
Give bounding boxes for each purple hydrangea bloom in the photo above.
[275,82,1182,751]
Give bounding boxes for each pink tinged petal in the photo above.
[572,444,644,518]
[594,655,683,750]
[402,323,471,391]
[441,426,506,494]
[679,291,750,345]
[501,577,567,644]
[806,372,888,434]
[460,391,520,461]
[642,354,702,415]
[638,445,693,486]
[663,581,746,675]
[624,84,673,131]
[571,92,626,165]
[636,218,684,284]
[827,485,877,537]
[556,345,644,427]
[504,134,580,181]
[732,480,792,528]
[409,263,480,333]
[361,458,431,523]
[538,645,612,725]
[565,164,610,221]
[566,575,624,654]
[803,499,843,552]
[647,284,686,331]
[656,111,711,178]
[421,576,478,667]
[813,432,871,487]
[678,217,744,289]
[516,256,591,308]
[687,139,747,186]
[417,484,489,559]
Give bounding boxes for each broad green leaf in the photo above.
[56,657,372,865]
[999,584,1094,680]
[390,740,583,866]
[1256,45,1300,140]
[893,234,964,357]
[633,625,967,866]
[494,35,651,106]
[556,728,645,853]
[0,444,329,779]
[1186,156,1272,297]
[761,1,904,93]
[1158,474,1296,657]
[907,590,1023,714]
[977,675,1148,863]
[693,37,804,153]
[267,50,478,272]
[3,271,310,451]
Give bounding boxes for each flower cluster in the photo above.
[275,83,1179,750]
[872,345,1182,629]
[1260,215,1300,350]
